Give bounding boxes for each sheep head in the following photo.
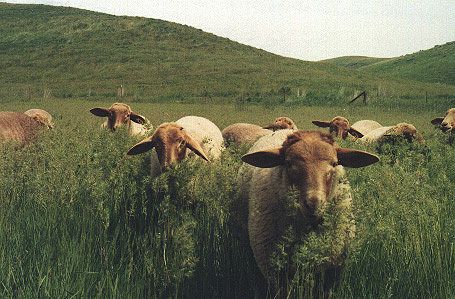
[127,123,209,170]
[242,131,378,215]
[24,109,54,129]
[263,117,297,131]
[312,116,363,139]
[431,108,455,133]
[90,103,145,132]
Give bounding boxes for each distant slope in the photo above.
[0,3,454,103]
[322,43,455,85]
[361,42,455,85]
[321,56,389,69]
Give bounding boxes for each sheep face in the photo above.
[127,123,209,170]
[431,108,455,133]
[312,116,363,139]
[242,131,378,216]
[263,117,296,131]
[90,103,145,132]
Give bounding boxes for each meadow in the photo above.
[1,99,454,298]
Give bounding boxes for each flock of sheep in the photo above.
[1,103,454,297]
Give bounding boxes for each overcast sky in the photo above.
[6,0,455,61]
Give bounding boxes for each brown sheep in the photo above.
[127,116,223,177]
[239,130,378,297]
[263,117,298,131]
[0,112,51,146]
[312,116,363,139]
[90,103,147,136]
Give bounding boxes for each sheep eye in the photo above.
[331,161,338,167]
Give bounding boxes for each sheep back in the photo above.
[351,120,383,137]
[222,123,272,146]
[0,112,43,145]
[176,116,224,160]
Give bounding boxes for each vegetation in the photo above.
[321,56,389,69]
[1,3,455,104]
[323,42,455,86]
[362,42,455,85]
[1,2,454,297]
[1,100,454,298]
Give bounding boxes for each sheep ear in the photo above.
[130,112,146,125]
[184,133,209,162]
[312,120,331,128]
[431,117,444,125]
[90,108,110,117]
[348,127,364,138]
[127,137,155,155]
[241,147,284,168]
[337,148,379,168]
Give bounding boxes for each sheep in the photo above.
[222,123,272,146]
[350,119,383,137]
[127,116,224,177]
[312,116,363,139]
[24,109,54,129]
[431,108,455,133]
[359,123,424,144]
[238,130,379,296]
[90,102,148,136]
[263,117,298,131]
[0,111,53,146]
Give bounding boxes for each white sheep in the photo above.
[238,130,378,296]
[350,119,383,137]
[431,108,455,133]
[24,108,54,129]
[312,116,363,139]
[263,116,298,131]
[222,123,272,146]
[0,111,53,146]
[127,116,224,177]
[359,123,424,143]
[90,102,148,136]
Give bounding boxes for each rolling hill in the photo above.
[0,3,454,103]
[322,42,455,86]
[321,56,389,69]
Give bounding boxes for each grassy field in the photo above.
[1,99,454,298]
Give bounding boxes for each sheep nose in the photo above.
[305,190,325,211]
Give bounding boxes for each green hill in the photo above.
[321,56,390,69]
[323,43,455,86]
[0,3,454,103]
[361,42,455,85]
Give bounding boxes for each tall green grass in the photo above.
[0,101,454,298]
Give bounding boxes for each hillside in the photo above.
[322,43,455,86]
[321,56,389,69]
[0,3,454,103]
[361,42,455,85]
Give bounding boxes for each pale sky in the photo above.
[6,0,455,61]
